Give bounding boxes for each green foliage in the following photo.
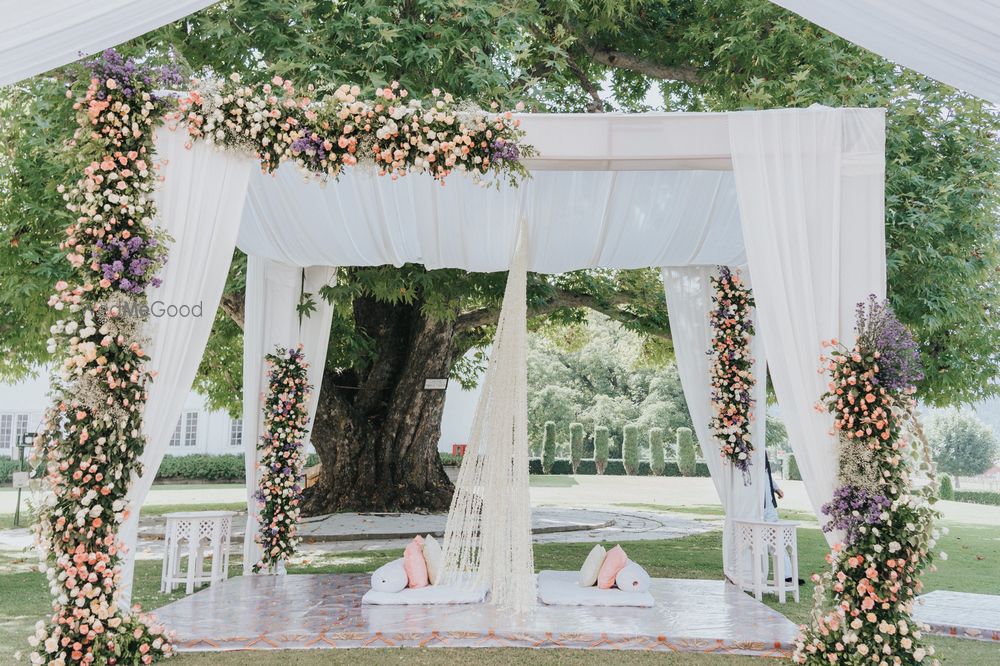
[649,427,665,476]
[786,453,802,481]
[542,421,557,474]
[528,314,691,453]
[676,427,696,477]
[926,408,1000,478]
[953,490,1000,506]
[439,453,463,467]
[0,456,24,484]
[569,422,585,473]
[622,425,639,475]
[155,454,246,483]
[938,474,954,501]
[594,426,610,474]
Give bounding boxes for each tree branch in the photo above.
[454,289,670,340]
[582,42,701,85]
[565,54,605,112]
[220,291,245,330]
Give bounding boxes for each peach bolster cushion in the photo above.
[403,535,429,588]
[597,544,628,589]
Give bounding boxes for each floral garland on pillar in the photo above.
[795,297,942,665]
[252,346,312,574]
[708,266,757,480]
[34,46,531,664]
[28,51,179,665]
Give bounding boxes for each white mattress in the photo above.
[537,570,655,607]
[362,582,489,606]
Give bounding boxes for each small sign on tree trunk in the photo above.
[423,378,449,390]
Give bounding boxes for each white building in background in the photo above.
[0,370,479,457]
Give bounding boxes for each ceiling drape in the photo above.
[0,0,217,87]
[771,0,1000,104]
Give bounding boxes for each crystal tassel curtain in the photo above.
[440,223,535,614]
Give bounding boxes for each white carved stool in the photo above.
[161,511,235,594]
[732,519,800,603]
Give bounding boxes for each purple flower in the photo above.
[490,139,519,162]
[821,484,891,546]
[854,295,924,391]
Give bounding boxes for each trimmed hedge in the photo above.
[676,427,696,477]
[649,427,665,476]
[528,457,710,477]
[623,425,639,475]
[570,423,584,474]
[594,426,609,475]
[785,454,802,481]
[938,474,954,500]
[953,490,1000,506]
[153,452,321,483]
[0,456,26,484]
[542,421,557,473]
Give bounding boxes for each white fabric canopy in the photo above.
[729,107,886,541]
[240,168,745,271]
[117,107,887,595]
[771,0,1000,105]
[119,127,252,604]
[661,266,767,578]
[0,0,218,87]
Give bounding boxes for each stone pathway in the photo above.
[133,506,715,554]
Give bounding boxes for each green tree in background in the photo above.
[542,421,557,474]
[570,422,585,474]
[2,0,999,512]
[649,427,665,476]
[623,425,640,475]
[926,409,999,484]
[938,474,954,501]
[594,426,610,475]
[676,427,696,477]
[528,314,692,454]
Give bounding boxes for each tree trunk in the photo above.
[303,296,456,514]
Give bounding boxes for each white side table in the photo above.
[161,510,236,594]
[732,519,800,604]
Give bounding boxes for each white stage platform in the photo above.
[151,573,798,656]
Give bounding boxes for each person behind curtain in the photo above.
[764,451,800,584]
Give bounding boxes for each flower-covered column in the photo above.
[795,298,942,665]
[30,50,180,665]
[252,346,312,573]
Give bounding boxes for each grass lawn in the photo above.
[1,519,998,664]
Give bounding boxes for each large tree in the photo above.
[2,0,999,513]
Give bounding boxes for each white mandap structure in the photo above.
[115,106,887,608]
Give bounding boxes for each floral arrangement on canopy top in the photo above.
[708,265,757,481]
[253,345,312,574]
[795,296,942,665]
[177,73,534,186]
[29,47,533,665]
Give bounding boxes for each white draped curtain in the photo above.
[729,107,886,542]
[661,266,767,578]
[0,0,218,87]
[119,128,251,603]
[241,258,336,571]
[770,0,1000,105]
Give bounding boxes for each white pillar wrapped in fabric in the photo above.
[119,127,252,605]
[661,266,767,580]
[729,107,887,542]
[241,258,336,572]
